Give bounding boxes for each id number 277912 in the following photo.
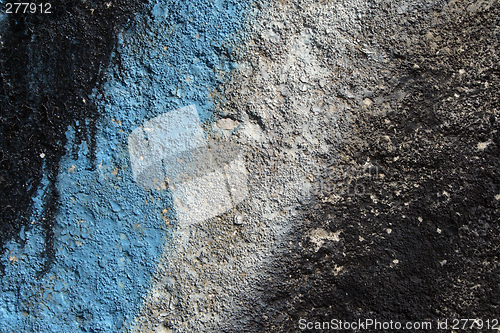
[4,3,51,14]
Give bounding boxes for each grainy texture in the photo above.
[240,0,500,331]
[0,0,499,332]
[0,0,148,275]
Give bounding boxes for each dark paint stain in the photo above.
[0,0,147,275]
[243,2,500,332]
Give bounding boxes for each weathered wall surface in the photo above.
[1,0,499,332]
[237,1,500,331]
[0,0,253,331]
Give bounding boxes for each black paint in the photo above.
[0,0,147,275]
[244,3,500,331]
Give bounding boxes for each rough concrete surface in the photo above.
[1,0,499,332]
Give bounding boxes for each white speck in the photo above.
[477,140,491,151]
[459,69,466,75]
[216,118,239,131]
[418,216,423,222]
[309,228,342,252]
[495,194,500,201]
[234,214,244,225]
[439,260,447,266]
[386,228,392,234]
[40,153,45,158]
[363,98,373,107]
[437,228,442,234]
[393,259,399,264]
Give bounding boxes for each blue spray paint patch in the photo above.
[111,0,253,124]
[1,125,173,332]
[0,0,253,331]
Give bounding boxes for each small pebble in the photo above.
[234,214,244,225]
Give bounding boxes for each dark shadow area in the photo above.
[242,1,500,331]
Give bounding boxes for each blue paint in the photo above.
[0,0,253,331]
